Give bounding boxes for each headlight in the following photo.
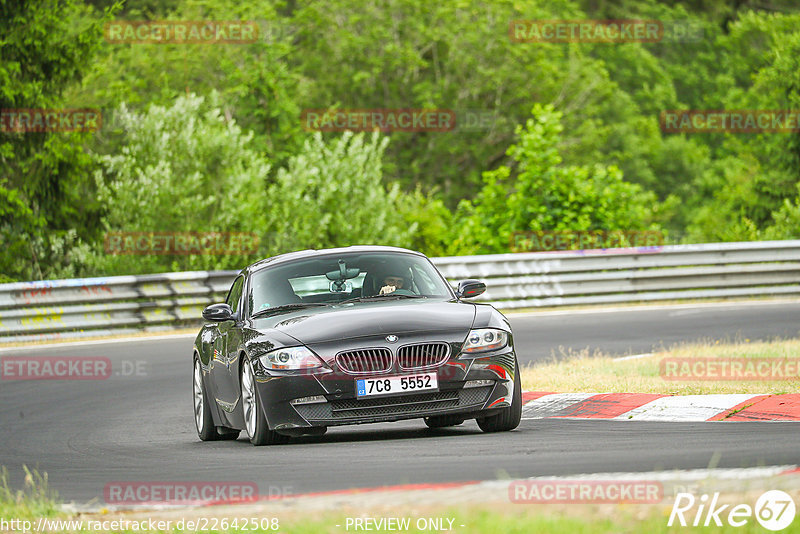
[257,346,324,370]
[461,328,509,354]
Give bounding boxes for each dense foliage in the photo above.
[2,0,800,280]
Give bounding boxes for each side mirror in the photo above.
[202,303,234,322]
[456,279,486,299]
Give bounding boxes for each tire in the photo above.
[241,358,290,446]
[477,361,522,433]
[193,357,239,441]
[424,415,465,428]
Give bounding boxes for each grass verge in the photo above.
[0,466,61,520]
[3,464,800,533]
[521,338,800,394]
[5,502,798,533]
[246,506,798,533]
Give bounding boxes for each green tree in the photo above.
[682,11,800,241]
[396,187,454,258]
[289,0,632,205]
[263,131,415,254]
[0,0,113,281]
[88,92,270,275]
[68,0,304,169]
[453,104,659,254]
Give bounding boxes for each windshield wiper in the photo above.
[251,303,328,318]
[339,294,426,304]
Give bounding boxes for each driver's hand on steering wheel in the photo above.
[379,285,396,295]
[380,275,405,295]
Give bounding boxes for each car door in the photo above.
[210,275,244,417]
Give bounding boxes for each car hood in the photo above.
[252,299,476,345]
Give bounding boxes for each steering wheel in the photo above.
[391,288,416,296]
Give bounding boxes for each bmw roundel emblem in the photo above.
[385,335,398,343]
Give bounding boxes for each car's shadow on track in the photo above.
[193,421,519,447]
[294,426,481,445]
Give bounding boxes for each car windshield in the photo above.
[249,251,452,313]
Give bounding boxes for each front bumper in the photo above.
[251,349,517,432]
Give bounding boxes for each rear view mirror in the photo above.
[326,259,360,292]
[325,260,360,281]
[456,279,486,299]
[202,303,234,321]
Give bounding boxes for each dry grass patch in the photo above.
[521,338,800,394]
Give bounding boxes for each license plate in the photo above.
[356,373,438,398]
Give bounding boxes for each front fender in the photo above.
[471,303,512,331]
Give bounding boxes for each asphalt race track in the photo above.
[1,301,799,504]
[511,300,800,363]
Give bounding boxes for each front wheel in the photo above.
[241,358,290,446]
[477,362,522,433]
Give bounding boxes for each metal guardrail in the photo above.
[0,271,236,343]
[1,240,799,343]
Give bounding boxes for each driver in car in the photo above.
[379,273,407,295]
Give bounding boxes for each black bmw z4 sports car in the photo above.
[192,246,521,445]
